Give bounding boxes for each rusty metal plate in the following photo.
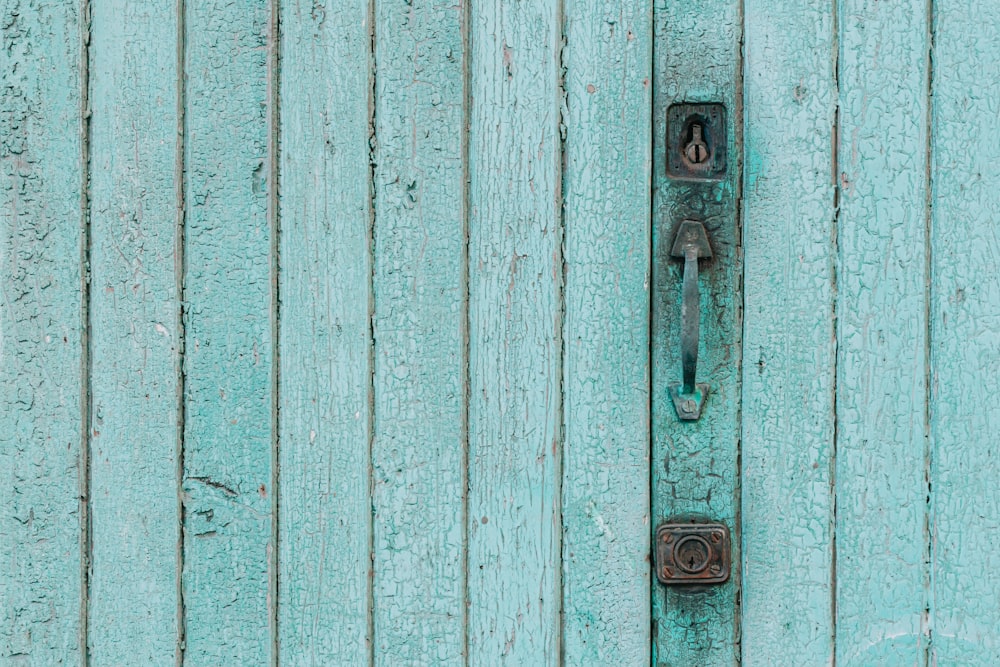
[655,522,730,585]
[666,103,727,180]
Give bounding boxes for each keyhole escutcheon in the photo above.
[666,103,727,180]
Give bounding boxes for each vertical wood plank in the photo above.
[467,0,562,663]
[834,0,930,664]
[88,0,182,663]
[277,0,374,663]
[0,1,85,662]
[930,0,1000,662]
[650,0,742,663]
[561,0,652,663]
[740,2,837,664]
[181,0,274,663]
[371,0,467,664]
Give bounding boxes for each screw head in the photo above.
[683,399,696,413]
[661,566,674,579]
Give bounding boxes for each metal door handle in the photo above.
[669,220,711,421]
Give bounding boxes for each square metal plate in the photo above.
[655,522,731,585]
[666,103,727,180]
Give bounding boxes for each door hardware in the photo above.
[669,219,711,421]
[655,522,731,585]
[667,103,727,180]
[684,123,709,165]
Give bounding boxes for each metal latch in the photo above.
[655,522,731,585]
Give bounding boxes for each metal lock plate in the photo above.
[666,103,727,180]
[655,522,730,585]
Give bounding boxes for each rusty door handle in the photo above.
[669,220,711,421]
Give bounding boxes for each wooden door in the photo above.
[658,1,1000,665]
[2,0,999,665]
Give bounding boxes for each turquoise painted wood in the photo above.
[466,1,562,662]
[651,0,742,662]
[931,1,1000,662]
[1,1,85,663]
[371,0,466,662]
[834,0,930,663]
[277,0,373,663]
[561,0,652,663]
[181,0,275,663]
[6,1,1000,665]
[87,0,183,664]
[741,1,837,664]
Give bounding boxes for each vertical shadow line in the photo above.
[460,0,472,663]
[734,0,746,659]
[555,0,567,662]
[175,0,188,662]
[829,0,842,661]
[267,0,282,663]
[367,0,378,663]
[922,0,936,662]
[80,0,94,662]
[647,2,656,663]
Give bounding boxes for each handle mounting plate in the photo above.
[669,382,709,421]
[670,219,713,260]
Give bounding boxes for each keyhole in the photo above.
[674,535,711,574]
[684,123,709,165]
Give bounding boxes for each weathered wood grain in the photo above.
[740,2,837,664]
[834,0,930,663]
[277,0,374,663]
[181,0,274,663]
[0,1,85,662]
[930,0,1000,662]
[466,0,562,663]
[650,0,743,663]
[561,0,652,664]
[370,0,467,664]
[20,3,1000,663]
[87,0,182,663]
